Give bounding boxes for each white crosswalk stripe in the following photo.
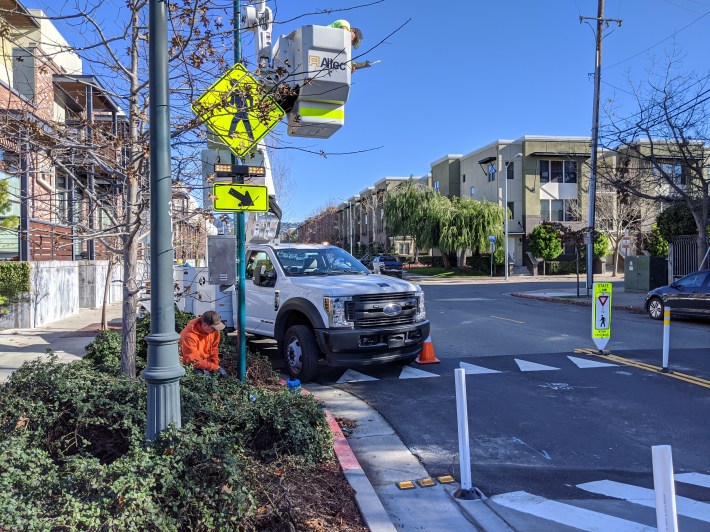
[514,359,560,372]
[459,361,501,374]
[676,473,710,489]
[490,491,655,531]
[578,479,710,523]
[336,369,379,384]
[568,356,617,368]
[399,366,439,379]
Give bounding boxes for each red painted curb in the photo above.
[279,380,363,472]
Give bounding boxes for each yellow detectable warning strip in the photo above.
[396,481,415,490]
[417,478,436,488]
[575,348,710,389]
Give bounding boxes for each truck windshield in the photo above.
[275,247,371,276]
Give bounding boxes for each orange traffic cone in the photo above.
[416,335,440,364]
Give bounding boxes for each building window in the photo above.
[488,164,496,182]
[507,201,514,220]
[462,174,466,183]
[540,199,579,222]
[507,162,514,180]
[469,186,475,197]
[433,180,439,191]
[540,160,578,183]
[657,161,685,185]
[398,243,410,255]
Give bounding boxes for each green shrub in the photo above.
[83,330,122,374]
[0,261,30,312]
[0,356,332,529]
[545,260,586,275]
[135,306,196,363]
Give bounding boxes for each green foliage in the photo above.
[0,261,30,311]
[656,203,697,241]
[0,356,332,529]
[545,260,586,275]
[647,224,669,257]
[0,177,18,229]
[83,330,123,374]
[528,223,563,260]
[593,233,610,260]
[135,306,196,365]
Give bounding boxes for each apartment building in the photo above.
[432,136,591,267]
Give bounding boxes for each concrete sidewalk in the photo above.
[511,284,648,313]
[0,303,123,382]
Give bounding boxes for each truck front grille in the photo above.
[345,292,417,329]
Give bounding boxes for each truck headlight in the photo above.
[415,290,426,322]
[323,296,353,327]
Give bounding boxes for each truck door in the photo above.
[245,249,278,335]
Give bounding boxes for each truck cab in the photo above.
[243,243,429,381]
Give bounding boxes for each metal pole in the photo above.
[348,201,353,255]
[503,160,509,281]
[234,0,247,381]
[586,0,604,297]
[143,0,184,441]
[19,129,30,261]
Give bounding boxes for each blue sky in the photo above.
[260,0,709,222]
[36,0,710,222]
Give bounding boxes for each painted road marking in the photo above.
[578,479,710,523]
[573,349,710,389]
[568,356,617,369]
[676,472,710,489]
[491,491,655,531]
[489,315,525,324]
[399,366,439,379]
[337,369,379,384]
[459,361,501,375]
[515,359,560,372]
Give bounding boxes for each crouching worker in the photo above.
[179,310,228,377]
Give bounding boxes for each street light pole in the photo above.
[348,201,353,255]
[143,0,184,441]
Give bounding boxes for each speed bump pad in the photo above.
[417,477,436,487]
[437,475,455,484]
[396,481,415,490]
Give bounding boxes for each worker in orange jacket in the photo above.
[179,310,228,376]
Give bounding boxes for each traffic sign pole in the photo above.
[234,0,247,382]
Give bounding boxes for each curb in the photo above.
[284,381,396,531]
[511,292,645,314]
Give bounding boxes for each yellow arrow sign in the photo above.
[192,63,285,158]
[211,184,268,212]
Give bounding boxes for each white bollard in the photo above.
[662,307,671,372]
[455,368,472,492]
[652,445,679,532]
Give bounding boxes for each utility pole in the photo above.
[580,0,621,296]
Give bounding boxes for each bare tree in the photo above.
[601,60,710,269]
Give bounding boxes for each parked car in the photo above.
[358,254,373,270]
[645,270,710,320]
[372,255,404,278]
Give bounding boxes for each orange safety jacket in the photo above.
[179,317,220,372]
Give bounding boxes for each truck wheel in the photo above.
[283,325,319,382]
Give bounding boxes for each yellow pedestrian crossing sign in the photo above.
[592,282,612,350]
[192,63,285,158]
[211,184,269,212]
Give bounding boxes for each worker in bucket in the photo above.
[328,19,372,72]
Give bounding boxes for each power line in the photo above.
[604,8,710,70]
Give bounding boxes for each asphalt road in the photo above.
[252,280,710,527]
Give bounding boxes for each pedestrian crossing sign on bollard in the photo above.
[192,63,285,158]
[592,282,612,351]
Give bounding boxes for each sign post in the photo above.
[592,282,612,351]
[487,236,497,278]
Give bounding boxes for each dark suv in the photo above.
[371,255,404,278]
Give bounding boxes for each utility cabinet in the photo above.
[624,256,667,292]
[208,235,237,286]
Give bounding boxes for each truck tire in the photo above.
[283,325,319,382]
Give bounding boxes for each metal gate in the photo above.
[669,235,710,279]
